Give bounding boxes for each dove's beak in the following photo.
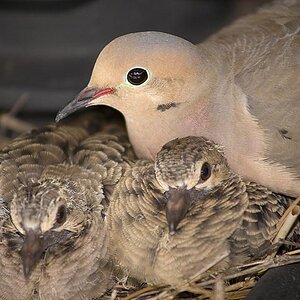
[21,230,44,278]
[165,189,191,235]
[55,87,114,122]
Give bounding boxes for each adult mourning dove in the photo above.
[56,0,300,197]
[0,113,134,299]
[107,136,294,287]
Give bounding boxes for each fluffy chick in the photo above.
[0,113,134,299]
[108,136,291,287]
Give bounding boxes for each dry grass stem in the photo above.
[0,114,34,133]
[103,254,300,300]
[0,94,34,136]
[8,93,29,116]
[273,196,300,245]
[212,275,225,300]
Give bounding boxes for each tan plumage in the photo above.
[0,112,134,300]
[56,0,300,197]
[108,136,293,287]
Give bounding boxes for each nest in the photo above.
[99,251,300,300]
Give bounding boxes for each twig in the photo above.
[8,93,29,116]
[122,284,168,300]
[286,248,300,255]
[224,278,256,292]
[198,254,300,287]
[0,114,34,133]
[278,239,300,248]
[0,93,34,134]
[213,275,225,300]
[273,196,300,244]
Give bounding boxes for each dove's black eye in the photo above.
[200,162,211,181]
[56,205,67,225]
[127,68,148,85]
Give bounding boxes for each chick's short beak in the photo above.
[55,87,114,122]
[21,230,44,278]
[165,189,191,235]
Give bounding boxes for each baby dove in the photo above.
[0,113,134,299]
[107,136,293,287]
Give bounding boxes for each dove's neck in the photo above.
[125,112,193,160]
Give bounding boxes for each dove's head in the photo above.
[154,136,242,234]
[56,32,205,119]
[56,32,218,158]
[9,165,102,278]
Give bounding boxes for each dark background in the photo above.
[0,0,268,125]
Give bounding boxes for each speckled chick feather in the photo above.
[0,112,134,300]
[108,136,293,287]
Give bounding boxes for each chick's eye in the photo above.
[127,68,148,85]
[56,205,67,225]
[200,162,211,181]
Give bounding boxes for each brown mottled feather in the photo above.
[108,136,295,287]
[0,112,134,299]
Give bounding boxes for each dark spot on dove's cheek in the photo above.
[278,128,292,140]
[157,102,179,112]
